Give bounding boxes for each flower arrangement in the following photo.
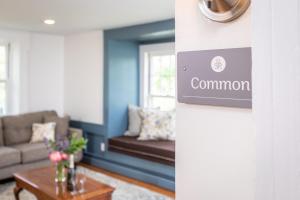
[45,131,88,182]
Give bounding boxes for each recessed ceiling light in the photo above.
[43,19,56,25]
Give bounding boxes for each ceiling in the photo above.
[0,0,175,35]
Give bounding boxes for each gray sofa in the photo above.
[0,111,83,180]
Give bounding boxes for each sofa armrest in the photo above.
[68,127,83,138]
[68,127,84,163]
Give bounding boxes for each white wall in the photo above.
[28,33,64,116]
[175,1,255,200]
[253,0,300,199]
[64,31,104,124]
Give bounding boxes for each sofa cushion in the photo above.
[2,111,57,146]
[12,143,48,164]
[42,110,58,121]
[0,119,3,146]
[0,147,21,168]
[44,115,70,140]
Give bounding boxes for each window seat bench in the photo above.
[108,136,175,166]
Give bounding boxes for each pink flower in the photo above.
[49,151,62,163]
[61,153,68,160]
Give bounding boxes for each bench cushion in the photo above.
[109,136,175,166]
[12,143,48,164]
[0,147,21,168]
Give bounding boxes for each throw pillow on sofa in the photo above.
[30,122,56,143]
[138,109,175,141]
[44,115,70,140]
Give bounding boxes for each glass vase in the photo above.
[55,162,66,183]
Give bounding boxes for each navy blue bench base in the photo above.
[82,152,175,191]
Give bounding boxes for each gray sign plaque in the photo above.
[177,47,252,108]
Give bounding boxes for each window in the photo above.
[140,43,175,111]
[0,44,9,115]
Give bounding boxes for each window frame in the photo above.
[139,42,175,109]
[0,42,10,115]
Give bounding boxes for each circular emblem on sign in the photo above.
[211,56,226,72]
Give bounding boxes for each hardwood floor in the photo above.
[78,162,175,199]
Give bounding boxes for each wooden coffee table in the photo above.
[13,167,115,200]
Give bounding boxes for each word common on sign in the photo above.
[177,47,252,108]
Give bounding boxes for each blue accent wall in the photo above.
[71,19,176,191]
[106,40,139,138]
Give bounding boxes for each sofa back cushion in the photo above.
[44,115,70,140]
[42,111,58,121]
[2,111,58,146]
[0,119,3,146]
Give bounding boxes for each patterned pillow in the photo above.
[30,123,56,143]
[124,105,160,137]
[138,109,175,141]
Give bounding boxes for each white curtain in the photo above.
[252,0,300,199]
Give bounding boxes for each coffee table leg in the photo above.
[13,185,23,200]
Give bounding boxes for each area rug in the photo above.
[0,166,174,200]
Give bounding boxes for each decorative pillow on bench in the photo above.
[138,109,175,141]
[124,105,142,137]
